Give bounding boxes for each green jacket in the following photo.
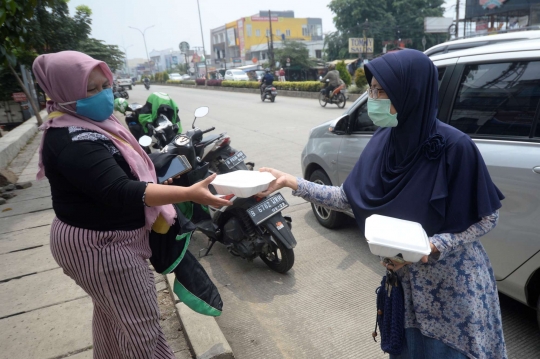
[138,92,182,133]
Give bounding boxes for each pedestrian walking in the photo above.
[32,51,230,359]
[279,68,286,82]
[257,49,507,359]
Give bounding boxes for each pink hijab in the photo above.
[33,51,175,230]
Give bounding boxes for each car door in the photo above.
[444,54,540,289]
[225,71,232,80]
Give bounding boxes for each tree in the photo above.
[328,0,445,55]
[323,31,349,61]
[274,40,316,70]
[0,0,59,125]
[77,38,125,72]
[336,61,351,86]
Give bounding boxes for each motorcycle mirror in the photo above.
[194,107,209,118]
[139,135,152,147]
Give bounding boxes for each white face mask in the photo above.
[367,98,398,127]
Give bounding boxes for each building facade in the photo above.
[210,11,323,69]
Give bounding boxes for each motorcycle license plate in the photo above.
[225,151,247,169]
[271,91,277,95]
[247,193,289,225]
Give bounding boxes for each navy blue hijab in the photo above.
[343,50,503,237]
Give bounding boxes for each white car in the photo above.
[224,69,249,81]
[117,78,132,90]
[169,73,182,81]
[181,74,191,80]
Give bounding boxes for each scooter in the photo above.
[140,107,297,273]
[144,81,150,90]
[113,85,129,100]
[261,85,277,102]
[318,78,346,108]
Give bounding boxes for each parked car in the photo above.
[169,73,182,81]
[224,69,249,81]
[424,30,540,57]
[117,78,133,90]
[181,74,191,80]
[301,39,540,325]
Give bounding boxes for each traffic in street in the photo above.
[124,85,540,359]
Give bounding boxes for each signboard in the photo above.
[424,17,454,33]
[464,0,529,19]
[237,19,245,57]
[348,38,374,53]
[251,16,278,22]
[179,41,190,53]
[233,58,242,63]
[227,27,236,47]
[12,92,27,102]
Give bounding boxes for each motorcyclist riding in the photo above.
[321,64,340,99]
[260,68,274,95]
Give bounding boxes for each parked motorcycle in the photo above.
[113,85,129,100]
[261,85,277,102]
[319,78,346,108]
[141,107,297,273]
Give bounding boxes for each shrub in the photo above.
[274,81,324,92]
[166,80,196,85]
[162,72,169,82]
[354,67,368,90]
[195,79,206,85]
[336,61,352,86]
[206,79,222,86]
[222,81,260,89]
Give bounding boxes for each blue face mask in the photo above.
[59,88,114,122]
[367,97,398,128]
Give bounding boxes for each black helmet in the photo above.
[265,68,270,73]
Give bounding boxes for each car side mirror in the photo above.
[329,115,350,134]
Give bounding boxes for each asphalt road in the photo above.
[127,85,540,359]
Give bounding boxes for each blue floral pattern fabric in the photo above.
[292,178,507,359]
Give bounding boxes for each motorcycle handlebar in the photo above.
[202,127,215,134]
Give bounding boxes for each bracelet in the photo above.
[142,182,150,207]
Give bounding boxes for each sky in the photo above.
[66,0,461,61]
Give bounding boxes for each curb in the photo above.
[160,83,363,102]
[0,110,47,169]
[165,274,234,359]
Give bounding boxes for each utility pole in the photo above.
[455,0,460,39]
[196,0,208,82]
[268,9,275,69]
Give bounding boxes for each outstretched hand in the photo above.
[257,167,297,197]
[188,174,232,207]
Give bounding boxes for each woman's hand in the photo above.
[187,174,232,207]
[420,242,440,263]
[257,167,298,197]
[381,258,411,271]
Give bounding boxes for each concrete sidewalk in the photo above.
[0,132,192,359]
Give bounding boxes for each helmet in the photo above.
[265,68,270,73]
[327,63,336,70]
[114,98,128,114]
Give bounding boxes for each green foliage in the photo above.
[336,61,351,86]
[222,81,260,89]
[324,31,349,61]
[222,80,323,92]
[77,38,125,72]
[167,80,196,85]
[354,67,368,89]
[274,40,316,70]
[327,0,445,54]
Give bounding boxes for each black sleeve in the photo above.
[56,140,147,208]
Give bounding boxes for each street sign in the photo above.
[12,92,27,102]
[348,38,374,53]
[179,41,190,53]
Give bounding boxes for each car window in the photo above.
[232,71,245,75]
[449,61,540,138]
[351,99,379,132]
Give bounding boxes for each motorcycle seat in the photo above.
[198,134,221,147]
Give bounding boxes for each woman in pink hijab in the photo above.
[33,51,230,358]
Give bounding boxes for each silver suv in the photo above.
[300,39,540,324]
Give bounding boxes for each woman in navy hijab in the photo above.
[259,49,507,359]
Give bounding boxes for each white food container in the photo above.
[364,214,431,262]
[210,170,276,198]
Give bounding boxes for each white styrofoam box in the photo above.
[210,170,276,198]
[364,214,431,262]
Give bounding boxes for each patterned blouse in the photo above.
[292,178,507,359]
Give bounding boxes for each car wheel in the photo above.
[309,169,348,228]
